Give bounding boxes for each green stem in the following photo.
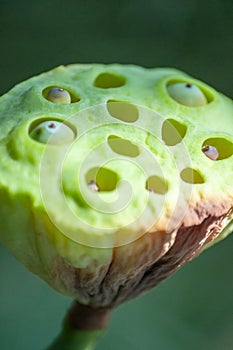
[46,301,111,350]
[46,323,104,350]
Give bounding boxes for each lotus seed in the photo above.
[167,82,207,107]
[88,180,99,192]
[47,87,71,104]
[30,120,75,145]
[202,145,219,160]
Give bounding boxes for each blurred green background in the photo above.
[0,0,232,349]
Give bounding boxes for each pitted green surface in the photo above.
[0,64,232,300]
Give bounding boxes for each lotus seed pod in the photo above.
[167,82,208,106]
[46,87,71,104]
[0,64,232,309]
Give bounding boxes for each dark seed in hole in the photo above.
[186,84,192,88]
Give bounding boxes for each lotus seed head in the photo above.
[30,120,75,145]
[47,87,71,104]
[0,63,232,315]
[167,82,207,107]
[202,145,219,160]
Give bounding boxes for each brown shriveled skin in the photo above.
[53,197,232,309]
[127,206,232,303]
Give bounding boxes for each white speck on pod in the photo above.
[202,145,219,160]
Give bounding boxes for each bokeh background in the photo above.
[0,0,232,349]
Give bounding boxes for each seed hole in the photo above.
[43,86,80,103]
[107,100,139,123]
[86,167,118,192]
[202,138,233,160]
[29,120,75,145]
[108,135,140,157]
[167,81,209,107]
[94,73,125,88]
[180,168,205,184]
[146,175,168,195]
[162,118,187,146]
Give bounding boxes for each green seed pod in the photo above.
[46,87,71,104]
[0,64,232,311]
[30,120,75,145]
[167,82,208,106]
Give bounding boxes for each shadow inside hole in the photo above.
[180,168,205,184]
[107,100,139,122]
[86,167,118,192]
[94,72,126,88]
[146,175,168,194]
[108,135,140,157]
[162,118,187,146]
